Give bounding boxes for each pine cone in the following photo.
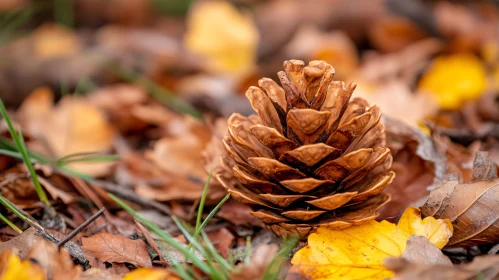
[217,60,395,239]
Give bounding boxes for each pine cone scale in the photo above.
[218,60,394,239]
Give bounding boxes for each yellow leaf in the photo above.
[0,251,45,280]
[17,88,115,176]
[418,54,487,110]
[123,268,177,280]
[290,207,453,280]
[184,1,259,75]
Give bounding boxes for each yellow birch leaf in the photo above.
[418,54,487,110]
[184,1,259,75]
[290,207,453,280]
[0,251,45,280]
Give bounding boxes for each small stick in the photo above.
[57,207,105,248]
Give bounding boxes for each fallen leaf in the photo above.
[0,249,45,280]
[379,117,446,219]
[472,151,498,181]
[25,239,81,280]
[79,268,122,280]
[290,207,453,280]
[368,16,427,53]
[81,233,152,267]
[207,228,234,258]
[18,88,116,176]
[419,54,487,110]
[0,228,43,259]
[123,268,179,280]
[385,254,499,280]
[231,244,279,280]
[422,178,499,247]
[400,236,451,265]
[184,1,259,75]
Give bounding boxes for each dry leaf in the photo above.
[422,178,499,247]
[379,117,446,219]
[0,249,45,280]
[18,88,115,176]
[0,228,43,259]
[368,16,427,53]
[231,244,279,280]
[207,228,234,258]
[79,268,123,280]
[290,207,453,280]
[81,233,152,267]
[25,239,81,280]
[419,54,487,110]
[399,236,451,265]
[123,268,179,280]
[386,255,499,280]
[184,1,259,75]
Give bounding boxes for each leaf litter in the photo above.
[0,1,497,279]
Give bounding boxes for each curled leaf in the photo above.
[290,207,452,280]
[422,178,499,247]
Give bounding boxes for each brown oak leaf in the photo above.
[81,233,152,267]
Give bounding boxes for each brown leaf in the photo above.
[379,117,446,219]
[0,228,43,259]
[25,239,81,280]
[231,244,279,280]
[422,178,499,247]
[385,255,499,280]
[400,236,451,265]
[18,88,116,177]
[472,151,498,181]
[81,233,152,267]
[207,228,234,258]
[79,268,122,280]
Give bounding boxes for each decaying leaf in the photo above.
[25,239,81,280]
[0,228,42,259]
[81,233,152,267]
[17,87,115,176]
[386,254,499,280]
[399,236,452,265]
[290,207,453,280]
[184,1,259,75]
[0,249,45,280]
[422,178,499,248]
[231,244,279,280]
[379,116,446,219]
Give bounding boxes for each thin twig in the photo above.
[57,207,105,248]
[91,180,172,215]
[1,197,91,269]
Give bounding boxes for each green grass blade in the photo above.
[192,193,230,241]
[0,212,22,234]
[262,235,300,280]
[56,152,120,165]
[200,231,232,273]
[0,137,49,164]
[194,172,211,239]
[108,194,211,274]
[0,100,50,206]
[172,217,224,279]
[171,263,195,280]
